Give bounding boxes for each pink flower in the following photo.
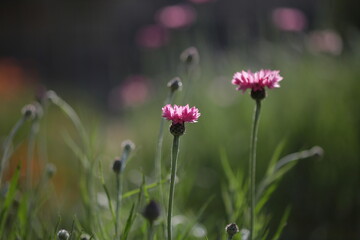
[108,75,150,110]
[272,8,307,32]
[232,69,283,93]
[162,104,200,124]
[307,30,343,55]
[156,4,196,29]
[136,24,169,49]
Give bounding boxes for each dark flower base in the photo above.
[251,88,266,100]
[170,123,185,136]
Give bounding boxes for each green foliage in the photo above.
[0,41,359,240]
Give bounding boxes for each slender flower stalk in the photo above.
[148,224,154,240]
[180,47,199,104]
[113,140,134,240]
[249,99,261,239]
[0,104,38,185]
[162,104,200,240]
[47,90,88,147]
[232,69,283,240]
[115,172,122,239]
[26,103,43,190]
[0,118,25,185]
[155,78,182,202]
[167,135,179,240]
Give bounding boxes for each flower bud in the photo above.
[170,123,185,136]
[112,158,122,174]
[180,47,199,66]
[310,146,324,158]
[45,163,57,178]
[251,88,266,101]
[167,77,182,93]
[80,233,90,240]
[57,229,70,240]
[225,223,239,238]
[121,140,135,152]
[21,104,37,120]
[142,200,161,224]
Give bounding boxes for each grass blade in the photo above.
[178,196,214,240]
[271,207,291,240]
[0,166,21,235]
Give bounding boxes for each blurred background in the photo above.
[0,0,360,239]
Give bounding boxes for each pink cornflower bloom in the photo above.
[232,70,283,93]
[162,104,200,124]
[272,8,307,32]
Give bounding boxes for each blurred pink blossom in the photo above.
[232,70,283,93]
[108,75,150,109]
[136,24,169,49]
[307,30,343,55]
[162,104,200,124]
[156,4,196,29]
[272,7,307,32]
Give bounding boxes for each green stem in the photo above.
[182,66,193,104]
[115,173,122,240]
[249,100,261,240]
[148,223,154,240]
[49,92,88,148]
[167,135,180,240]
[26,120,40,190]
[0,117,26,185]
[156,91,175,197]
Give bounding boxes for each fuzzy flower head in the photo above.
[162,104,200,124]
[232,69,283,94]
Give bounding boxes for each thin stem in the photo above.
[155,91,175,197]
[49,92,88,147]
[249,99,261,240]
[26,120,40,190]
[148,223,154,240]
[167,135,180,240]
[156,90,176,240]
[182,66,193,104]
[115,173,122,240]
[0,117,26,184]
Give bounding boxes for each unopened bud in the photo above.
[57,229,70,240]
[121,140,135,152]
[225,223,239,238]
[112,158,122,174]
[80,233,90,240]
[170,123,185,136]
[45,163,57,178]
[167,77,182,93]
[180,47,199,66]
[310,146,324,158]
[21,104,37,120]
[142,200,161,224]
